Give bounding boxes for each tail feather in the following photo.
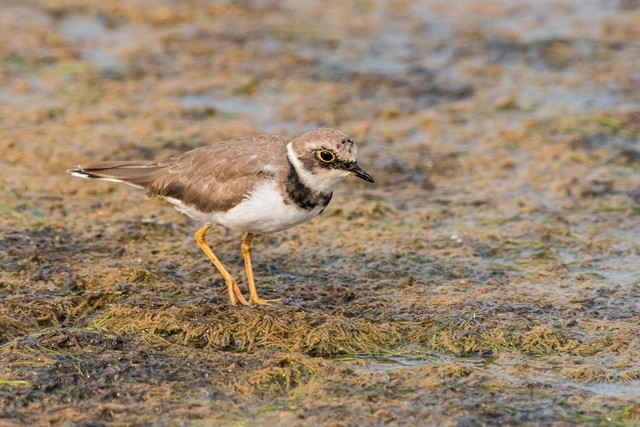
[67,161,164,190]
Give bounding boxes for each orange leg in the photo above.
[195,224,249,306]
[242,232,281,305]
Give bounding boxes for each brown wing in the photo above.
[147,135,289,212]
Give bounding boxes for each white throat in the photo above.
[286,143,347,195]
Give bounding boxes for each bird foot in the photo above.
[227,280,250,306]
[249,296,282,305]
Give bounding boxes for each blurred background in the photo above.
[1,0,639,425]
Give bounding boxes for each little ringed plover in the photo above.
[68,128,374,306]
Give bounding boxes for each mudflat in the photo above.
[1,1,638,425]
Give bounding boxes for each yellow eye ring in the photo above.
[317,149,336,163]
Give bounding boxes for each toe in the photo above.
[249,296,282,305]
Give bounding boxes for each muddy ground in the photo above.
[1,0,639,425]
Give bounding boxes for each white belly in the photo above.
[166,179,326,234]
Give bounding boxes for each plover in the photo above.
[68,128,374,306]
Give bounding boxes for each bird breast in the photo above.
[208,179,327,234]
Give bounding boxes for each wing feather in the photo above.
[69,135,290,213]
[147,135,289,212]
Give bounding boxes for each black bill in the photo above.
[348,164,374,183]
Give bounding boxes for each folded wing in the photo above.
[68,135,289,213]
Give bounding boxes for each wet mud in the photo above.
[1,0,639,425]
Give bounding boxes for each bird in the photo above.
[68,128,374,306]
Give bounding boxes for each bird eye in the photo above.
[317,149,336,163]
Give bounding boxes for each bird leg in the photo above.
[242,232,281,305]
[195,224,249,306]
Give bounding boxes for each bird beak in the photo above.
[348,164,375,183]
